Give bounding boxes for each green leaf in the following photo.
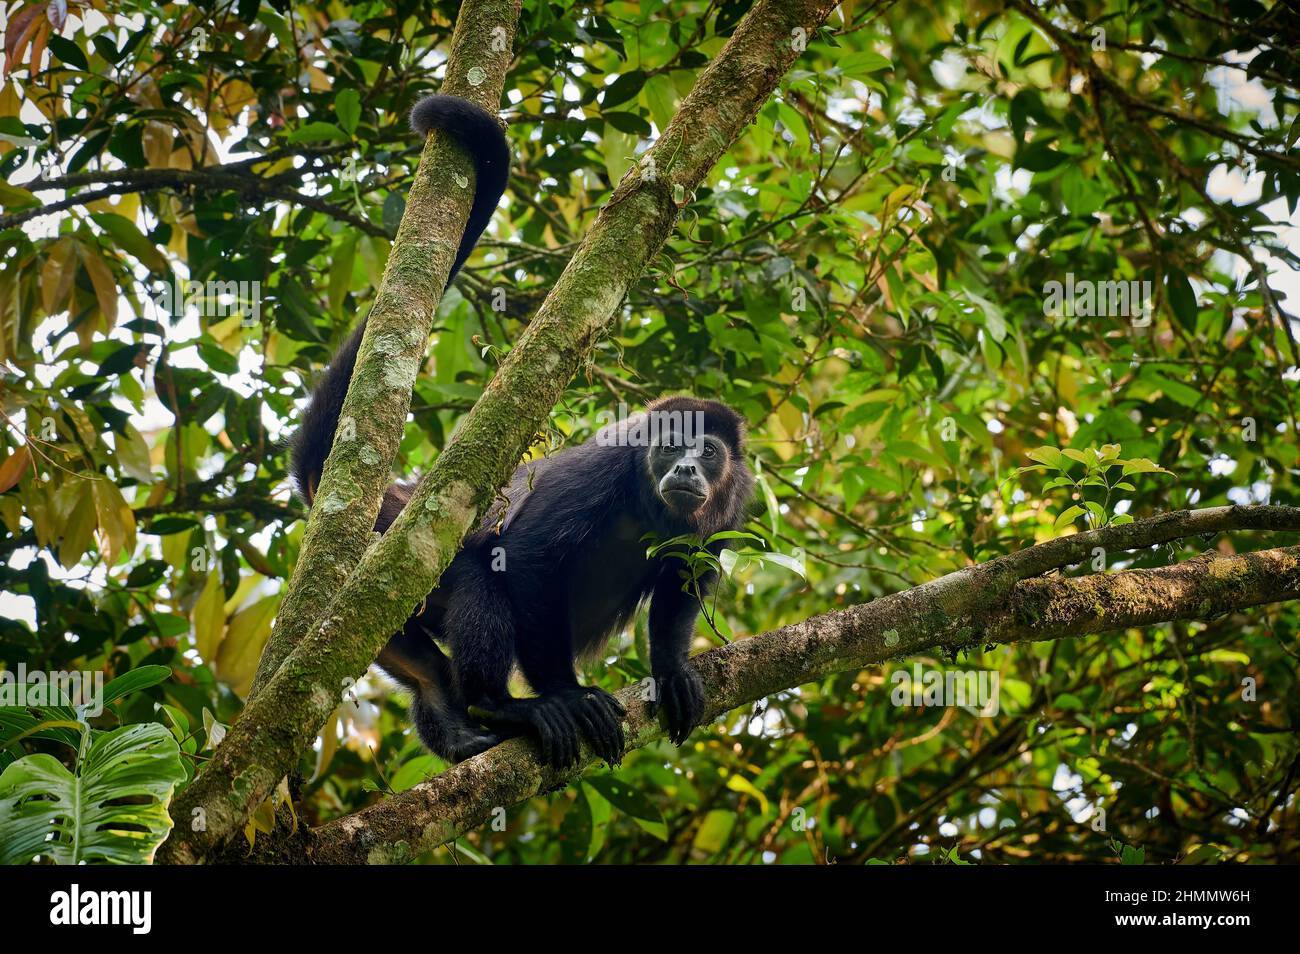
[46,35,90,71]
[604,111,652,137]
[1026,446,1069,471]
[91,213,168,273]
[838,50,893,77]
[559,783,596,863]
[1054,505,1085,530]
[329,233,358,317]
[753,549,806,579]
[287,122,347,143]
[0,181,39,210]
[1165,270,1197,330]
[389,754,438,793]
[0,722,185,864]
[1120,844,1146,865]
[101,665,172,708]
[335,89,361,135]
[383,192,406,234]
[754,462,781,538]
[1017,140,1068,171]
[643,74,678,129]
[601,70,647,109]
[1120,458,1172,476]
[585,773,665,832]
[115,422,154,483]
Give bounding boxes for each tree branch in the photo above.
[247,0,523,696]
[0,166,390,236]
[244,506,1300,863]
[157,0,524,865]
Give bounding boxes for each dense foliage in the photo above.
[1,0,1298,864]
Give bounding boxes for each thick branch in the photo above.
[248,0,522,696]
[160,0,843,866]
[297,532,1300,864]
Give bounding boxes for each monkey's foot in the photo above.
[469,689,625,769]
[444,726,514,764]
[649,666,705,746]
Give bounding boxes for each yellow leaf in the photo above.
[76,241,120,329]
[313,707,342,782]
[91,478,136,565]
[724,774,770,815]
[216,595,279,696]
[62,404,98,452]
[115,423,153,483]
[113,192,140,222]
[160,528,190,579]
[0,495,22,533]
[192,570,226,662]
[0,84,20,144]
[59,483,97,569]
[142,120,171,170]
[40,237,76,315]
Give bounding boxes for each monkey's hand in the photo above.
[650,666,705,746]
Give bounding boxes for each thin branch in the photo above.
[0,166,388,236]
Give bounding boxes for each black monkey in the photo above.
[291,96,755,770]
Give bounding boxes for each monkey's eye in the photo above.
[702,444,717,458]
[659,443,682,455]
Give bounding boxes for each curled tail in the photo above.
[290,94,510,504]
[409,94,511,281]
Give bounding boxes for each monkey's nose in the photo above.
[674,462,698,476]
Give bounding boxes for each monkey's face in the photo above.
[649,433,731,515]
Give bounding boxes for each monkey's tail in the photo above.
[289,94,510,504]
[409,94,511,281]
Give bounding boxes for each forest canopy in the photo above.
[1,0,1298,866]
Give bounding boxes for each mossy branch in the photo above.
[241,506,1300,863]
[249,0,522,696]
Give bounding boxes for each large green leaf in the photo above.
[0,723,186,864]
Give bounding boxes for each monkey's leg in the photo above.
[377,624,510,763]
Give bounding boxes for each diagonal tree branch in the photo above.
[237,506,1300,863]
[247,0,523,697]
[159,0,846,865]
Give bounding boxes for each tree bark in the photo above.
[249,0,523,697]
[159,0,844,865]
[234,509,1300,863]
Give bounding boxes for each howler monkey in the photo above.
[291,95,755,769]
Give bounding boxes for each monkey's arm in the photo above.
[647,561,711,745]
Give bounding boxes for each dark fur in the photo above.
[376,398,755,767]
[288,95,754,769]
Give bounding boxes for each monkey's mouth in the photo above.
[660,479,707,507]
